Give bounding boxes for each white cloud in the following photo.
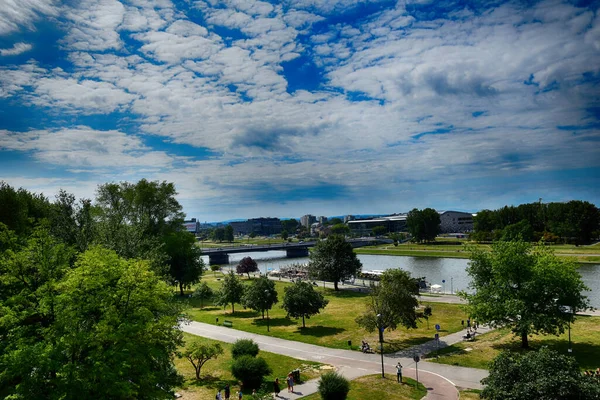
[0,42,33,56]
[61,0,126,51]
[0,0,58,34]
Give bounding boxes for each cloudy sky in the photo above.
[0,0,599,222]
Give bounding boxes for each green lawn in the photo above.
[183,274,466,353]
[459,389,482,399]
[175,333,325,400]
[430,316,600,370]
[300,374,427,400]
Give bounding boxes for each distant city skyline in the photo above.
[1,0,599,221]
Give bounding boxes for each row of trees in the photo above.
[0,180,204,398]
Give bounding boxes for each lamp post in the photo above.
[377,314,385,378]
[265,290,270,332]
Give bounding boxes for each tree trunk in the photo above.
[334,280,339,291]
[521,331,529,348]
[195,367,201,380]
[232,303,235,314]
[247,273,250,279]
[262,310,265,319]
[179,282,184,296]
[302,315,305,328]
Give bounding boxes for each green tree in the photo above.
[230,356,272,389]
[181,341,223,380]
[501,219,534,242]
[282,281,329,328]
[236,256,259,278]
[231,339,260,359]
[423,305,433,329]
[215,271,245,313]
[328,218,343,226]
[329,223,350,236]
[192,281,213,309]
[281,230,289,240]
[461,241,590,348]
[225,224,234,242]
[0,181,52,237]
[164,230,204,296]
[355,269,421,335]
[308,234,362,291]
[406,208,440,243]
[317,372,350,400]
[242,276,278,319]
[371,225,387,236]
[281,219,299,233]
[473,209,498,233]
[212,227,225,242]
[481,347,600,400]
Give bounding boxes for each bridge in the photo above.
[201,238,392,265]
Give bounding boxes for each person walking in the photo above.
[224,384,230,400]
[396,362,403,383]
[216,390,223,400]
[273,378,281,397]
[237,390,242,399]
[288,373,294,393]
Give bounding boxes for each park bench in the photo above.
[223,320,233,328]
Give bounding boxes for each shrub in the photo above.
[317,372,350,400]
[230,356,272,389]
[231,339,260,359]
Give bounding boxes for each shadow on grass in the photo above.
[296,325,345,337]
[185,375,237,389]
[253,317,297,327]
[323,288,369,299]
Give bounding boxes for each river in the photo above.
[202,251,600,308]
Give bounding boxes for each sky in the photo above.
[0,0,599,222]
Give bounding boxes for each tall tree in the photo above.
[212,227,225,242]
[406,208,440,243]
[281,219,299,233]
[355,269,421,334]
[329,224,350,236]
[224,224,234,242]
[215,271,245,313]
[164,230,204,296]
[308,234,362,291]
[236,256,259,278]
[0,181,52,237]
[461,241,590,348]
[242,276,278,319]
[282,281,328,328]
[192,282,213,309]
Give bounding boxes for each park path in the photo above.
[181,321,489,399]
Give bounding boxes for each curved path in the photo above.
[181,321,488,399]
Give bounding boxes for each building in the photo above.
[318,216,328,224]
[438,211,474,233]
[230,218,282,236]
[348,215,407,235]
[343,215,355,223]
[183,218,199,234]
[301,214,317,228]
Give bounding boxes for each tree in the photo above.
[231,339,260,359]
[231,356,272,390]
[282,281,329,328]
[181,341,223,380]
[242,277,278,319]
[281,230,289,240]
[406,208,440,243]
[371,225,387,236]
[461,241,590,348]
[481,347,600,400]
[355,269,421,334]
[224,224,234,242]
[501,219,534,242]
[164,230,204,296]
[328,218,343,226]
[473,209,499,233]
[329,223,350,236]
[281,219,299,233]
[192,282,213,309]
[215,271,245,313]
[237,256,259,278]
[317,372,350,400]
[0,181,52,237]
[423,305,432,329]
[308,234,362,291]
[212,227,225,242]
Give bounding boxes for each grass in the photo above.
[174,333,325,400]
[429,315,600,370]
[301,374,427,400]
[183,274,467,353]
[459,389,482,399]
[197,237,294,249]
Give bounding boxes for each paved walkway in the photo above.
[181,321,489,399]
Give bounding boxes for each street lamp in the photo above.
[265,290,270,332]
[377,314,385,378]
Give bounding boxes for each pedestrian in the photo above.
[237,390,242,399]
[288,373,294,393]
[467,318,471,328]
[251,389,256,396]
[224,384,230,400]
[396,362,403,383]
[273,378,281,397]
[216,390,222,400]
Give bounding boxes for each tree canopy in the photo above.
[355,269,421,333]
[282,281,329,328]
[164,230,204,295]
[181,340,223,380]
[215,271,245,313]
[461,240,590,348]
[406,208,440,243]
[308,234,362,290]
[242,276,278,319]
[236,256,259,278]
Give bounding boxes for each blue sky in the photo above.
[1,0,599,222]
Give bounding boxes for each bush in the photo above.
[317,372,350,400]
[230,356,272,389]
[231,339,260,359]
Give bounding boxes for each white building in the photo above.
[438,211,474,233]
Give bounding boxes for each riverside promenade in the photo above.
[181,321,489,399]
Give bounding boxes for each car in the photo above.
[299,240,304,243]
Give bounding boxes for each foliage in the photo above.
[230,356,272,389]
[317,372,350,400]
[0,181,52,237]
[308,234,362,290]
[181,341,223,380]
[249,232,257,238]
[192,281,213,308]
[215,271,245,313]
[212,227,225,242]
[231,339,260,359]
[242,276,278,319]
[501,220,534,242]
[355,269,420,333]
[282,219,299,233]
[423,305,432,329]
[281,281,329,328]
[164,230,204,295]
[406,208,440,243]
[210,264,221,274]
[237,256,259,278]
[372,225,387,236]
[330,223,350,236]
[481,347,600,400]
[461,241,591,348]
[224,225,234,242]
[328,218,344,226]
[281,230,289,240]
[0,242,184,399]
